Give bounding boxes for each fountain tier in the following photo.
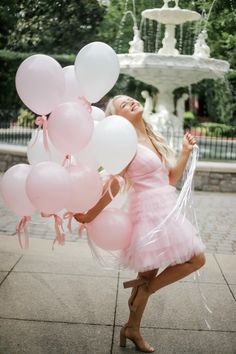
[118,53,230,91]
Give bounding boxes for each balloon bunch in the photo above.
[0,42,137,251]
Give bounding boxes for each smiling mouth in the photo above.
[131,103,139,111]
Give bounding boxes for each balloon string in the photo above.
[34,115,49,151]
[41,213,65,250]
[78,96,92,113]
[16,216,31,249]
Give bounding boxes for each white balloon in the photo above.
[91,106,105,121]
[27,130,65,165]
[61,65,82,103]
[93,115,137,174]
[74,42,120,103]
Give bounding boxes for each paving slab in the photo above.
[116,281,236,332]
[229,284,236,299]
[0,319,112,354]
[13,245,118,278]
[119,253,226,284]
[215,254,236,284]
[0,271,7,283]
[112,326,236,354]
[0,251,21,271]
[0,272,117,325]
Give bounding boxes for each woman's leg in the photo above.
[148,252,206,293]
[128,252,205,306]
[126,268,159,328]
[123,269,158,352]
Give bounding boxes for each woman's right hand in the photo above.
[74,212,94,224]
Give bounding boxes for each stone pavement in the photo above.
[0,236,236,354]
[0,191,236,353]
[0,191,235,255]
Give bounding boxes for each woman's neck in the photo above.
[134,118,149,142]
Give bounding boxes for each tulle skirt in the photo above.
[120,185,206,272]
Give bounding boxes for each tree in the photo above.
[3,0,105,54]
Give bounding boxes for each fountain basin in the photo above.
[142,8,201,25]
[118,53,230,90]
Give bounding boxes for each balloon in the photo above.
[75,135,100,170]
[61,65,82,103]
[15,54,65,115]
[91,106,105,121]
[93,115,137,174]
[74,42,120,103]
[47,101,94,155]
[87,208,132,251]
[26,161,70,214]
[1,164,35,216]
[27,130,65,165]
[65,163,103,213]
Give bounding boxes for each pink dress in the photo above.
[120,144,206,273]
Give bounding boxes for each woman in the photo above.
[74,95,206,353]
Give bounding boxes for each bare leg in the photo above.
[130,253,206,313]
[123,269,158,352]
[148,252,206,293]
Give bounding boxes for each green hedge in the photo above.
[0,49,75,119]
[197,122,236,137]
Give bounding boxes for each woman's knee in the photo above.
[190,253,206,270]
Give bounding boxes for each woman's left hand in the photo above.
[182,132,197,153]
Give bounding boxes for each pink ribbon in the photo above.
[16,216,31,249]
[41,213,65,250]
[63,211,74,233]
[63,212,87,238]
[78,96,92,113]
[103,175,125,200]
[34,115,49,151]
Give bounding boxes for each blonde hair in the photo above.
[105,96,176,169]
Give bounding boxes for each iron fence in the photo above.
[0,123,235,161]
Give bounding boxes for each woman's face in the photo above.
[113,95,143,122]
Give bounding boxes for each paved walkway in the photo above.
[1,191,236,254]
[0,191,235,353]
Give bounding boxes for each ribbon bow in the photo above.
[41,213,65,250]
[16,216,31,249]
[33,115,49,151]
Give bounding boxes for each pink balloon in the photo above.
[15,54,65,115]
[47,101,94,154]
[87,209,132,250]
[65,163,103,213]
[26,161,70,214]
[1,164,35,216]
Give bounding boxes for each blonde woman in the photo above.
[74,95,206,353]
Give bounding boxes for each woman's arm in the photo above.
[168,132,197,186]
[74,171,126,224]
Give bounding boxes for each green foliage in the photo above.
[0,49,74,113]
[2,0,105,54]
[17,108,35,128]
[183,111,198,127]
[198,122,236,137]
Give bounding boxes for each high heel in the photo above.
[119,324,155,352]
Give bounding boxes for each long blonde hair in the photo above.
[105,96,176,170]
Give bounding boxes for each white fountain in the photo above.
[118,0,230,145]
